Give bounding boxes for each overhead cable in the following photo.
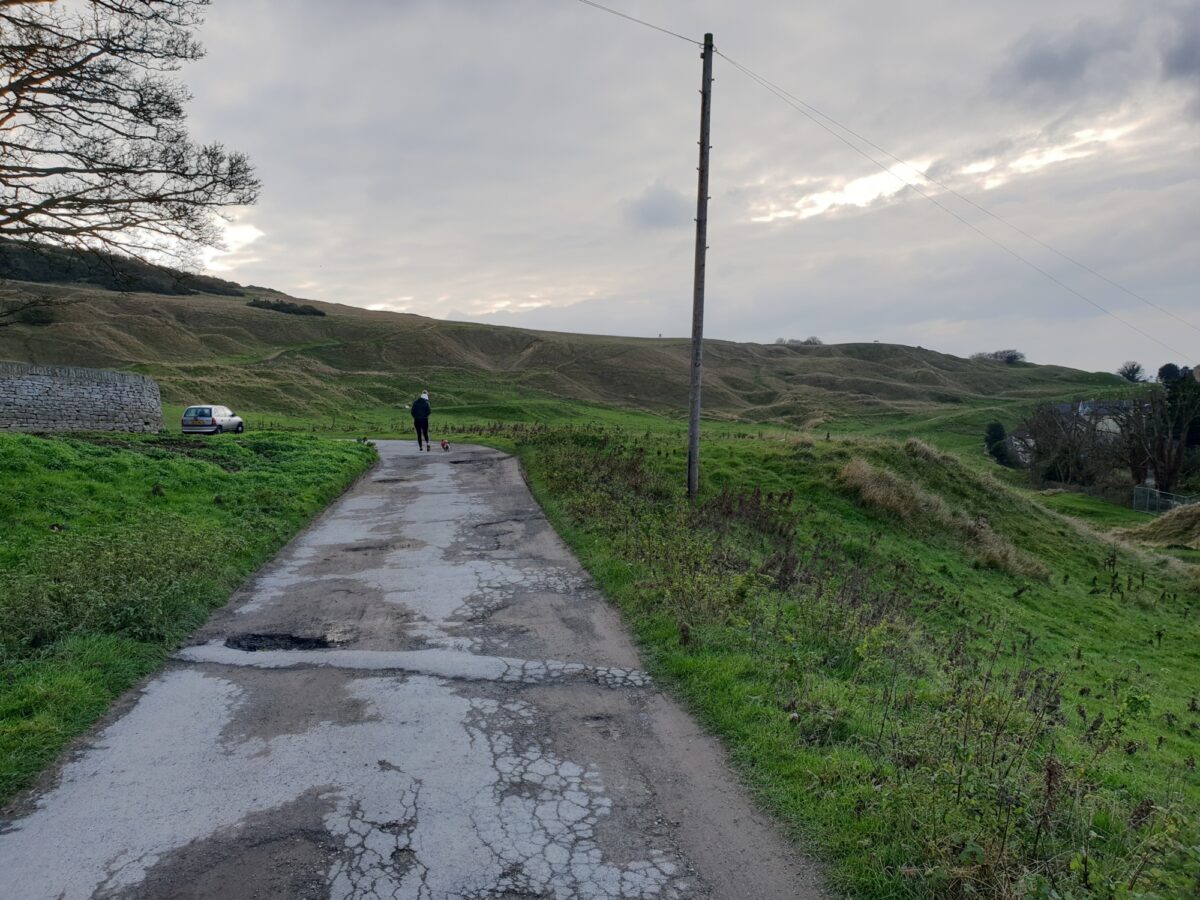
[572,0,701,46]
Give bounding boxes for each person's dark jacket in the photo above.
[411,397,431,420]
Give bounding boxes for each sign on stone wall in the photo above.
[0,362,163,433]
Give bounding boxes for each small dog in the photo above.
[440,439,450,452]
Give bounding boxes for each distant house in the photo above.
[1049,399,1137,438]
[1005,424,1033,466]
[1010,398,1142,478]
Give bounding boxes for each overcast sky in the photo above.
[185,0,1200,373]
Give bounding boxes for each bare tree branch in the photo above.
[0,0,258,265]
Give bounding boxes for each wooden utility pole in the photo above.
[687,32,713,500]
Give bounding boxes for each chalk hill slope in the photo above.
[0,269,1118,424]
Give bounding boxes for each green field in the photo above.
[0,432,375,802]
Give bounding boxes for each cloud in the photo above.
[999,19,1131,96]
[199,217,265,273]
[993,3,1200,118]
[1161,2,1200,116]
[626,180,693,230]
[1163,5,1200,79]
[750,164,930,223]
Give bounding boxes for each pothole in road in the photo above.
[373,477,409,483]
[225,633,334,652]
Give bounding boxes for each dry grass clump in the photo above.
[903,437,1011,502]
[840,457,1048,579]
[839,456,950,523]
[1121,503,1200,550]
[959,516,1050,580]
[903,437,951,464]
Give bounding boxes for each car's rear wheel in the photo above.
[235,423,245,434]
[214,424,224,435]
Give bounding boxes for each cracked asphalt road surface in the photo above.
[0,442,826,899]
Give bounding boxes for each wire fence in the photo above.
[1132,484,1200,515]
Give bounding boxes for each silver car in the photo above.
[181,405,244,435]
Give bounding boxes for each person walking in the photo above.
[411,390,432,451]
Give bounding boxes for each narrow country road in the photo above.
[0,442,826,900]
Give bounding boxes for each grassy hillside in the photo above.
[0,432,375,803]
[488,426,1200,897]
[0,275,1122,430]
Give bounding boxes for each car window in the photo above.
[190,407,212,417]
[183,407,198,417]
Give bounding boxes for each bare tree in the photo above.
[1116,361,1144,382]
[1,0,258,263]
[1112,384,1200,492]
[1013,401,1117,487]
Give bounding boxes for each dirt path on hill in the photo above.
[0,441,826,900]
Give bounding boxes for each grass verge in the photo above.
[491,425,1200,898]
[0,431,375,803]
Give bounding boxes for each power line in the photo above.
[571,0,700,46]
[715,53,1200,339]
[717,50,1196,364]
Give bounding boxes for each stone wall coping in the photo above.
[0,361,156,388]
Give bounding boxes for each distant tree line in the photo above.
[986,362,1200,494]
[774,336,823,346]
[247,297,325,317]
[1116,360,1195,385]
[0,240,244,296]
[971,349,1025,364]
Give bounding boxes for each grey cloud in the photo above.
[994,17,1139,104]
[626,181,693,230]
[994,4,1200,118]
[1163,4,1200,78]
[1010,23,1126,85]
[1162,3,1200,116]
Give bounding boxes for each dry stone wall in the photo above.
[0,362,163,433]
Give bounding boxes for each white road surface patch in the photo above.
[0,669,686,899]
[177,641,652,689]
